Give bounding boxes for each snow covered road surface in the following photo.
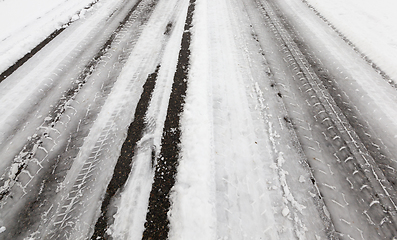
[1,0,397,239]
[302,0,397,85]
[0,0,101,80]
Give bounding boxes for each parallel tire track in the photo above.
[277,16,397,191]
[41,0,164,238]
[90,65,160,240]
[258,0,397,238]
[142,0,195,239]
[0,0,140,203]
[0,0,160,238]
[244,4,338,237]
[0,0,146,203]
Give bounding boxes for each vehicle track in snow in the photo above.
[142,0,195,238]
[37,0,188,238]
[299,0,397,89]
[0,0,145,155]
[0,0,144,203]
[1,0,397,239]
[0,0,101,84]
[90,65,160,239]
[273,5,397,195]
[256,0,397,238]
[0,0,162,238]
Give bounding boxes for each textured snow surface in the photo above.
[0,0,397,239]
[304,0,397,82]
[0,0,98,73]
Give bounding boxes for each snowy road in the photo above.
[1,0,397,239]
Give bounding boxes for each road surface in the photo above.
[0,0,397,239]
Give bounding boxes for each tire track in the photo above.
[258,0,397,238]
[0,0,100,83]
[0,0,160,238]
[0,0,146,203]
[90,65,160,240]
[292,38,397,188]
[37,0,182,238]
[274,13,397,191]
[142,0,195,239]
[242,1,338,236]
[299,0,396,89]
[0,0,144,156]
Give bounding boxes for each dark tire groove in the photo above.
[0,0,101,83]
[142,0,195,239]
[0,29,64,83]
[90,65,160,240]
[0,0,148,205]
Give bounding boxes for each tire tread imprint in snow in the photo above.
[0,0,145,204]
[90,65,160,240]
[46,0,163,238]
[257,0,397,238]
[0,0,101,84]
[0,0,160,239]
[299,0,397,89]
[142,0,195,239]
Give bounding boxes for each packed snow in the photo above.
[0,0,397,239]
[304,0,397,82]
[0,0,99,74]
